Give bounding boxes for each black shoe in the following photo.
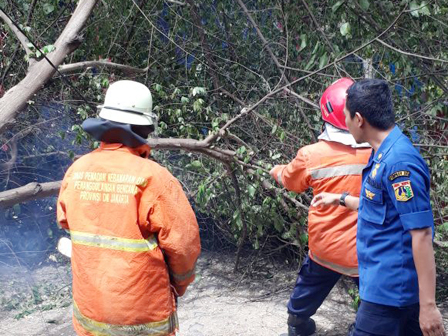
[288,318,316,336]
[346,322,355,336]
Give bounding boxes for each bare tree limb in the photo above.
[0,181,61,209]
[58,60,149,74]
[0,0,99,134]
[376,38,448,63]
[165,0,186,5]
[434,240,448,249]
[0,8,36,64]
[25,0,38,26]
[225,163,247,272]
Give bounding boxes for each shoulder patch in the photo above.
[389,170,410,181]
[392,180,414,202]
[371,163,381,178]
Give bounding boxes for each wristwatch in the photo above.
[339,192,350,207]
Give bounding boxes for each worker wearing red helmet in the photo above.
[270,78,371,336]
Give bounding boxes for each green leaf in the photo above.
[299,34,307,51]
[248,185,256,198]
[273,216,283,232]
[279,130,286,142]
[189,160,202,170]
[409,1,420,17]
[43,3,55,15]
[192,87,206,96]
[332,0,344,12]
[193,99,203,112]
[312,41,320,55]
[180,96,189,104]
[439,222,448,232]
[42,44,55,54]
[419,1,430,15]
[237,146,247,155]
[319,52,328,68]
[340,22,351,36]
[359,0,369,11]
[304,54,316,70]
[101,78,109,88]
[13,204,21,215]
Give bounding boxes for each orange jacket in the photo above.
[271,140,371,276]
[57,142,201,336]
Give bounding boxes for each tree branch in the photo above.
[0,182,61,209]
[25,0,38,26]
[165,0,186,5]
[376,38,448,63]
[58,60,149,74]
[0,0,99,134]
[0,8,36,64]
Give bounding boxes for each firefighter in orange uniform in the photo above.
[57,80,201,336]
[270,78,371,336]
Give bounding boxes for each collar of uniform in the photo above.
[373,125,402,163]
[99,142,151,158]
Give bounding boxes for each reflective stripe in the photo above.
[170,262,196,282]
[309,251,358,276]
[70,230,158,252]
[310,164,366,180]
[73,301,178,336]
[277,170,283,186]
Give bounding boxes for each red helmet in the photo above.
[320,77,354,130]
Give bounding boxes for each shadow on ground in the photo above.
[1,251,446,336]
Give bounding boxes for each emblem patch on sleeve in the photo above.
[388,170,410,181]
[392,180,414,201]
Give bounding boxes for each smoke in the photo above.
[0,103,89,268]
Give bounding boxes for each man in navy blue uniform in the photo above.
[312,79,445,336]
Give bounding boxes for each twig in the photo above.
[376,38,448,63]
[0,8,36,64]
[58,60,148,74]
[226,163,247,273]
[165,0,186,5]
[416,144,448,149]
[25,0,38,25]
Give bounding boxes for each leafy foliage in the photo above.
[0,0,447,296]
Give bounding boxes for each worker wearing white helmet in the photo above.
[57,80,201,336]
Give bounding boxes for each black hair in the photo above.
[346,79,395,130]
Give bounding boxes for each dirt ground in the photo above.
[0,251,447,336]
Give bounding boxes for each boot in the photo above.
[346,322,355,336]
[287,314,316,336]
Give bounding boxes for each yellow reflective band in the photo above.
[310,164,366,180]
[171,262,197,282]
[73,302,178,336]
[310,251,358,276]
[70,230,158,252]
[277,170,283,186]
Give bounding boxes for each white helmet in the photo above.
[98,80,157,126]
